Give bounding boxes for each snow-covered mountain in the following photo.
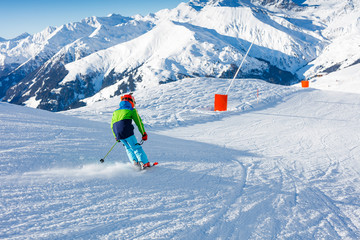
[1,0,359,111]
[0,14,154,110]
[297,0,360,77]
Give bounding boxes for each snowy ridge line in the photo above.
[63,77,300,129]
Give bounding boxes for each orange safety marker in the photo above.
[301,80,309,88]
[214,94,228,111]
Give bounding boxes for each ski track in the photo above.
[1,87,360,239]
[157,88,360,239]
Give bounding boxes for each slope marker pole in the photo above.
[225,38,255,95]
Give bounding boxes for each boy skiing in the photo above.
[111,93,150,168]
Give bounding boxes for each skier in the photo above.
[111,93,150,168]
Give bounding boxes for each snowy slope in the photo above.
[156,1,321,72]
[296,0,360,78]
[64,77,298,128]
[306,63,360,94]
[1,78,360,239]
[61,20,269,94]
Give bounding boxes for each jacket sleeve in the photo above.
[132,108,146,135]
[111,112,117,138]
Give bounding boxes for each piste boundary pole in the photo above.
[225,38,255,95]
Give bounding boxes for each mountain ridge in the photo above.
[1,0,359,111]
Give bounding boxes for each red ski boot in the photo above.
[142,162,151,169]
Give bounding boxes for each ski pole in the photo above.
[100,141,118,163]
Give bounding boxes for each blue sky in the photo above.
[0,0,186,39]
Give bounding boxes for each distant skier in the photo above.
[111,93,150,168]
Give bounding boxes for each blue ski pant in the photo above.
[120,135,149,164]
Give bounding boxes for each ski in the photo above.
[138,162,158,170]
[142,162,159,170]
